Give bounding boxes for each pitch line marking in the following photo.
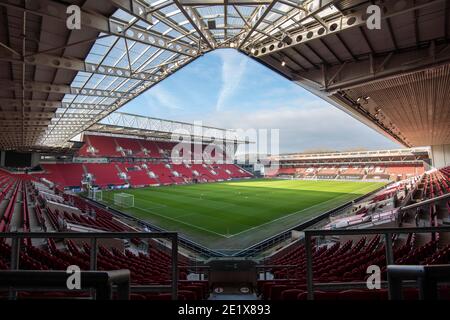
[133,205,230,238]
[135,197,168,209]
[226,183,381,238]
[127,182,382,240]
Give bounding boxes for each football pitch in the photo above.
[101,179,385,252]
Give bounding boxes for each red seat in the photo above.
[314,291,338,300]
[269,285,289,300]
[338,289,376,300]
[178,290,197,300]
[297,291,308,300]
[281,289,305,300]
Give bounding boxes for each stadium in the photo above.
[0,0,449,305]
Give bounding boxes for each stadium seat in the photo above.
[281,289,305,300]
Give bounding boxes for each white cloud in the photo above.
[202,102,400,153]
[146,85,182,110]
[215,50,248,111]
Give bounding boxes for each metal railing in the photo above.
[256,264,298,281]
[304,226,450,300]
[83,195,224,258]
[399,192,450,212]
[235,183,389,257]
[0,269,130,300]
[387,265,450,300]
[0,231,179,299]
[302,189,450,299]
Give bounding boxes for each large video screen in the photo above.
[4,151,32,167]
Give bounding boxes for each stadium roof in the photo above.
[0,0,449,150]
[270,147,430,161]
[85,111,246,144]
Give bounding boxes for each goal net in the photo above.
[88,189,102,202]
[114,193,134,208]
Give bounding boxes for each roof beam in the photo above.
[293,41,450,92]
[1,53,161,82]
[54,113,100,120]
[0,80,135,99]
[335,33,357,61]
[0,111,54,118]
[40,54,201,145]
[238,0,280,49]
[173,0,216,49]
[187,6,218,47]
[109,0,202,47]
[249,0,339,45]
[0,120,50,126]
[290,46,319,69]
[386,18,398,50]
[318,38,342,64]
[278,0,327,27]
[445,0,449,40]
[178,0,272,4]
[304,43,327,64]
[0,0,199,57]
[359,27,374,54]
[49,120,89,125]
[251,0,445,57]
[279,51,306,70]
[0,99,59,110]
[224,0,228,41]
[414,8,420,47]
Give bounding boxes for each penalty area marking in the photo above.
[225,182,381,239]
[135,197,168,210]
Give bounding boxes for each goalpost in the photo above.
[88,189,102,202]
[114,193,134,208]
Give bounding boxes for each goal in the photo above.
[114,193,134,208]
[88,189,102,202]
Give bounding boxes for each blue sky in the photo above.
[119,49,400,153]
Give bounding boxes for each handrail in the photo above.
[183,265,210,269]
[304,226,450,237]
[0,231,177,239]
[313,280,423,291]
[399,175,422,207]
[399,192,450,212]
[0,269,130,300]
[303,226,450,300]
[255,264,300,280]
[255,264,299,268]
[82,195,225,257]
[387,265,450,300]
[0,231,179,300]
[234,182,388,257]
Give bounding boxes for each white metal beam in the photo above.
[0,0,199,56]
[1,53,160,82]
[0,80,135,99]
[251,0,445,57]
[179,0,272,4]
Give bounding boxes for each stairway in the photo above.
[142,165,161,185]
[115,164,129,183]
[137,140,147,157]
[113,138,126,157]
[82,164,89,175]
[84,135,96,156]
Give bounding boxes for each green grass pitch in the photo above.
[101,179,385,252]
